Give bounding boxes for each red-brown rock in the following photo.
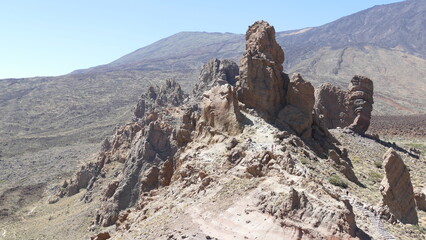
[314,83,353,129]
[236,20,288,121]
[380,148,418,224]
[276,73,314,139]
[199,84,243,135]
[347,76,374,134]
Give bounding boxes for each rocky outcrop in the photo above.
[314,76,373,134]
[314,83,353,129]
[199,84,243,136]
[90,232,111,240]
[236,20,288,121]
[380,148,418,224]
[108,123,143,164]
[328,149,358,183]
[66,163,98,196]
[414,189,426,212]
[96,120,177,227]
[176,107,197,147]
[193,58,239,100]
[134,79,187,119]
[347,76,374,134]
[57,21,389,239]
[56,81,187,227]
[276,73,314,139]
[257,188,357,239]
[134,99,146,119]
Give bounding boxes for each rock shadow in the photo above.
[364,134,420,159]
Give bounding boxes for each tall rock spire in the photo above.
[236,20,288,121]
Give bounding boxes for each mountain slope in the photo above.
[73,0,426,115]
[75,32,244,73]
[79,0,426,73]
[282,0,426,63]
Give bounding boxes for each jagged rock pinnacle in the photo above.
[236,20,288,121]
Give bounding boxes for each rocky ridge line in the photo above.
[51,20,422,240]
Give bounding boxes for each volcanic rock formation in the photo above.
[193,58,239,100]
[54,20,387,239]
[380,148,418,224]
[199,84,243,136]
[314,76,374,134]
[96,119,177,227]
[314,83,353,129]
[236,20,288,121]
[414,189,426,212]
[347,76,374,134]
[257,187,356,239]
[276,73,315,139]
[134,79,187,120]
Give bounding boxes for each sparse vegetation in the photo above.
[374,160,383,168]
[351,156,362,164]
[328,175,348,189]
[368,171,383,183]
[300,157,309,165]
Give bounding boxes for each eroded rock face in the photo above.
[134,79,187,119]
[276,73,314,139]
[176,107,197,147]
[347,76,374,134]
[58,81,187,227]
[380,148,418,224]
[97,120,177,227]
[257,188,356,239]
[314,76,373,134]
[66,163,98,196]
[193,58,239,100]
[199,84,243,136]
[414,190,426,211]
[236,20,288,121]
[328,149,358,183]
[314,83,353,129]
[134,99,146,119]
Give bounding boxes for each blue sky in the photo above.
[0,0,402,79]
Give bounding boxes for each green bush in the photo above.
[374,160,383,168]
[300,157,309,165]
[328,175,348,189]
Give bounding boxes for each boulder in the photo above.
[176,107,197,147]
[380,148,418,224]
[236,20,288,121]
[414,189,426,211]
[66,163,98,196]
[286,73,315,115]
[328,149,358,183]
[100,138,111,152]
[90,232,111,240]
[199,84,243,135]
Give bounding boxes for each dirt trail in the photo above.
[190,189,288,240]
[343,196,396,240]
[1,228,6,238]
